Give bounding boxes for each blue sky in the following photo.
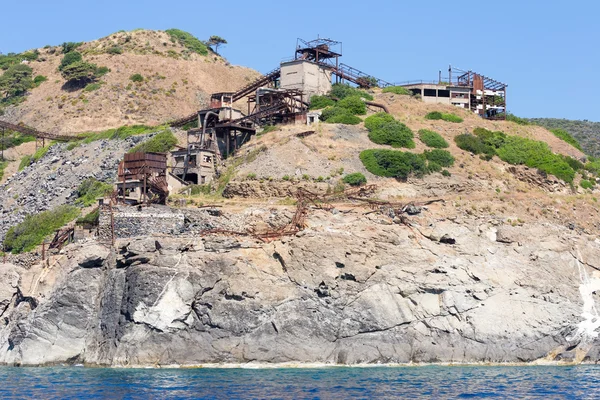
[0,0,597,121]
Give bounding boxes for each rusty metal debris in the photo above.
[49,227,75,251]
[296,130,316,138]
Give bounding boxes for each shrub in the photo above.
[84,82,102,92]
[33,75,48,87]
[364,113,414,148]
[246,173,257,180]
[563,155,584,171]
[343,172,367,186]
[506,113,531,126]
[382,86,411,95]
[62,42,82,54]
[581,180,595,190]
[3,205,80,254]
[107,46,123,55]
[0,161,7,181]
[320,106,361,125]
[496,136,575,183]
[189,184,211,196]
[260,125,278,135]
[61,61,98,84]
[425,111,463,123]
[0,64,33,98]
[165,29,209,55]
[330,83,373,101]
[0,131,35,150]
[76,178,114,206]
[18,155,32,171]
[309,95,335,110]
[130,73,144,82]
[96,66,110,77]
[337,96,367,115]
[282,175,290,181]
[455,134,495,156]
[441,169,451,177]
[473,127,507,148]
[128,130,177,153]
[59,51,82,71]
[418,129,448,148]
[360,149,427,179]
[424,149,454,168]
[77,208,100,225]
[551,128,583,151]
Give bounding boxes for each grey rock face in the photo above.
[1,211,600,366]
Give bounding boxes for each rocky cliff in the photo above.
[2,203,600,367]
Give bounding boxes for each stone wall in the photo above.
[98,205,185,240]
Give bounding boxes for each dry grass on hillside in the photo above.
[4,30,260,134]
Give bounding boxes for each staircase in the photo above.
[232,68,281,102]
[332,63,392,89]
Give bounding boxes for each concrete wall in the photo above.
[280,60,332,102]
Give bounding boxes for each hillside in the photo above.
[528,118,600,157]
[0,29,259,134]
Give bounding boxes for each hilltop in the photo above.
[0,29,259,134]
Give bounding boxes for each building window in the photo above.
[438,90,450,98]
[424,89,436,97]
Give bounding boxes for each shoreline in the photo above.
[2,361,599,369]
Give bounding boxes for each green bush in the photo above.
[165,29,209,55]
[382,86,411,95]
[455,134,495,156]
[551,128,583,151]
[330,83,373,101]
[581,180,595,190]
[59,51,82,71]
[3,205,80,254]
[343,172,367,186]
[364,113,414,148]
[0,64,33,98]
[360,149,427,179]
[506,113,531,126]
[473,127,507,148]
[0,161,7,181]
[337,96,367,115]
[77,124,158,144]
[77,208,100,225]
[96,66,110,77]
[18,155,32,171]
[424,149,454,167]
[76,178,114,206]
[441,169,451,177]
[418,129,448,148]
[320,106,361,125]
[425,111,463,123]
[0,131,35,150]
[189,184,211,196]
[130,73,144,82]
[61,61,98,84]
[496,136,575,183]
[62,42,82,54]
[84,82,102,92]
[33,75,47,87]
[107,46,123,55]
[563,155,584,171]
[586,158,600,175]
[128,129,177,153]
[309,95,335,110]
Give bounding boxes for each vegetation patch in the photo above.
[3,205,80,254]
[309,95,335,110]
[33,75,48,87]
[550,128,583,151]
[128,129,177,153]
[59,51,83,71]
[364,112,414,148]
[0,50,39,71]
[76,178,114,206]
[418,129,448,148]
[77,208,100,225]
[423,149,455,171]
[360,149,427,179]
[580,180,595,190]
[506,113,531,126]
[342,172,367,186]
[0,161,7,181]
[320,106,361,125]
[84,82,103,92]
[330,83,373,101]
[130,73,144,83]
[0,131,35,150]
[0,64,33,106]
[425,111,464,123]
[165,29,208,55]
[107,46,123,55]
[382,86,411,95]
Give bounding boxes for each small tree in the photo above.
[0,64,33,98]
[59,51,82,71]
[61,61,98,85]
[207,35,227,54]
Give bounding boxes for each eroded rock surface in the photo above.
[1,210,600,366]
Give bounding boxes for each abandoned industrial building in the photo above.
[105,38,509,205]
[401,66,507,120]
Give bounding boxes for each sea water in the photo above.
[1,365,599,399]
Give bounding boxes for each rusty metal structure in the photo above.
[451,67,507,120]
[0,119,77,150]
[117,152,169,204]
[49,226,75,251]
